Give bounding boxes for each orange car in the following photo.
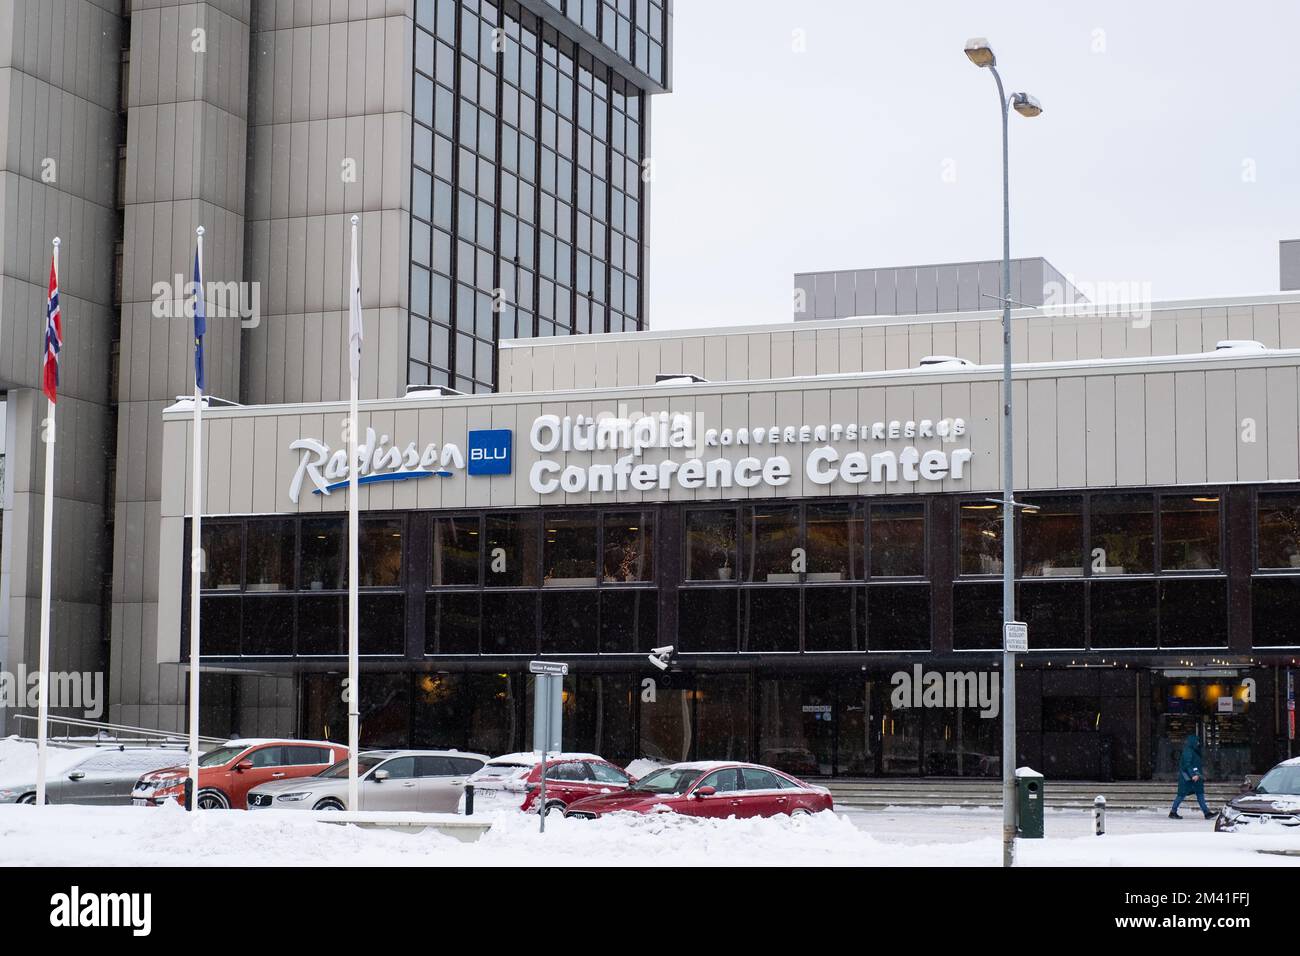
[132,738,346,810]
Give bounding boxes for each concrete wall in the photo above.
[501,295,1300,393]
[110,0,251,731]
[0,0,121,733]
[240,0,412,406]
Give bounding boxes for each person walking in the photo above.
[1169,734,1214,819]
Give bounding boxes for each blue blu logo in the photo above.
[468,429,512,476]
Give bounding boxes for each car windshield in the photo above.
[318,755,385,779]
[197,746,247,768]
[1255,766,1300,795]
[629,768,702,795]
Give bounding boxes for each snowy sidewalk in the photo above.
[2,803,1298,866]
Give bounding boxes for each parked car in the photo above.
[462,752,635,815]
[1214,757,1300,831]
[564,761,833,819]
[247,750,487,811]
[133,738,344,810]
[0,746,193,806]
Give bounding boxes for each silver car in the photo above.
[0,746,193,805]
[246,749,487,812]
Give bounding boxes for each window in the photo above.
[870,502,924,577]
[201,523,242,590]
[959,503,1003,575]
[543,512,598,585]
[698,767,742,793]
[804,586,860,652]
[450,756,486,774]
[249,746,287,768]
[685,509,736,581]
[1020,496,1083,577]
[545,761,590,781]
[743,505,800,582]
[375,756,416,779]
[485,513,540,586]
[1090,493,1154,575]
[360,518,404,587]
[240,595,294,655]
[741,767,782,791]
[1019,581,1085,649]
[806,502,864,580]
[599,589,656,653]
[432,516,480,585]
[430,592,482,654]
[1252,576,1300,645]
[285,746,332,766]
[245,519,295,590]
[1159,578,1227,647]
[868,585,931,651]
[1089,580,1157,648]
[541,590,598,653]
[589,762,629,784]
[1258,492,1300,569]
[679,589,737,652]
[742,587,800,653]
[1160,495,1220,570]
[301,518,344,590]
[416,756,456,777]
[602,511,653,582]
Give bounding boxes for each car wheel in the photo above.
[790,808,812,818]
[17,792,38,805]
[313,799,345,811]
[195,789,230,810]
[543,801,566,817]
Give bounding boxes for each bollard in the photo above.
[1093,795,1106,836]
[184,777,194,812]
[464,784,475,816]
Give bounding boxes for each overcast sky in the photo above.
[646,0,1300,329]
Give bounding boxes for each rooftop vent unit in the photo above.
[655,373,708,384]
[917,355,974,369]
[405,384,466,397]
[1213,340,1267,353]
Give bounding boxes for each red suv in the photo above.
[133,739,345,810]
[564,761,833,819]
[462,752,635,815]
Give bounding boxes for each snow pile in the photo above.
[624,758,670,779]
[1,804,1299,867]
[0,738,85,786]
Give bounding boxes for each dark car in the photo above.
[563,761,833,820]
[1214,757,1300,831]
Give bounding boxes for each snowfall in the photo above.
[3,740,1298,867]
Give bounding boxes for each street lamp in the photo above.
[965,36,1042,868]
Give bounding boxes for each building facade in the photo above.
[154,294,1300,780]
[0,0,670,736]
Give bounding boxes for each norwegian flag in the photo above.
[42,252,61,403]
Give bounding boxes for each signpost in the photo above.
[529,660,568,833]
[1003,621,1028,654]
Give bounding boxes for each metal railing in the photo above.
[11,714,226,749]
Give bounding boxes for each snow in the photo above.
[624,758,670,779]
[1014,767,1044,779]
[482,752,603,766]
[0,738,88,786]
[2,802,1298,867]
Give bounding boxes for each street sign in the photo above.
[529,660,569,676]
[1004,621,1028,653]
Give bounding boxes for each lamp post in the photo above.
[964,37,1042,868]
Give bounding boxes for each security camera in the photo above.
[647,644,675,671]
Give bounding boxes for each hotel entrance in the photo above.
[1152,671,1254,781]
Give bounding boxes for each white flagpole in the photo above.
[347,215,360,811]
[188,225,205,809]
[34,236,60,808]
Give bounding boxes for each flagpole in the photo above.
[187,225,205,810]
[347,214,360,812]
[34,236,60,808]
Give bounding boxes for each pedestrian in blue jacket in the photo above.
[1169,734,1213,819]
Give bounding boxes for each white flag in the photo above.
[348,218,362,383]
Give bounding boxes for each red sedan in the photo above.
[563,761,832,819]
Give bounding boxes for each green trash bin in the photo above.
[1015,768,1044,839]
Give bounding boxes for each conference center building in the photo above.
[156,292,1300,781]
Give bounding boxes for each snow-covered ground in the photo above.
[2,801,1298,867]
[5,737,1297,866]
